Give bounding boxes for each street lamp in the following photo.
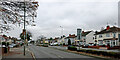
[0,30,3,60]
[60,26,64,46]
[23,0,26,56]
[60,26,63,36]
[23,1,36,55]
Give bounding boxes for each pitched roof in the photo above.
[82,31,91,36]
[54,37,59,40]
[95,26,120,35]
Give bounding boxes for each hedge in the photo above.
[77,49,120,59]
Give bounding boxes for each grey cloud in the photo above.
[7,0,119,39]
[33,1,118,38]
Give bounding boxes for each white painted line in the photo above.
[28,47,36,60]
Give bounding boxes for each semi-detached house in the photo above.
[80,31,95,45]
[94,26,120,47]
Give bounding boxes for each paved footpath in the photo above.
[1,46,34,60]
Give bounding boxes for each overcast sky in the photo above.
[5,0,119,40]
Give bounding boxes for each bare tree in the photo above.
[0,0,39,32]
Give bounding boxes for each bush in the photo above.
[68,46,77,51]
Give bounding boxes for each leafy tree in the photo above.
[63,35,65,37]
[68,39,71,45]
[49,37,53,40]
[20,31,32,41]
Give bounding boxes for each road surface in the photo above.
[29,45,103,60]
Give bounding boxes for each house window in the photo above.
[105,40,110,45]
[106,33,110,37]
[98,40,103,44]
[95,36,97,39]
[99,34,102,38]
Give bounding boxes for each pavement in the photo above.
[1,46,34,60]
[0,48,2,60]
[50,46,120,52]
[29,45,103,60]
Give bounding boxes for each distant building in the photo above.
[94,26,120,47]
[67,34,77,45]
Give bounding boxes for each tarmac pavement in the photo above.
[1,46,34,60]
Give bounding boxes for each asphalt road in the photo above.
[29,45,103,60]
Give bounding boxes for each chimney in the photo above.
[69,34,71,36]
[106,25,110,30]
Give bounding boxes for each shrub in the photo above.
[68,46,77,51]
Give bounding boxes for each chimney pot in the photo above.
[106,25,110,30]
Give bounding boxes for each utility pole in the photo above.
[0,30,3,60]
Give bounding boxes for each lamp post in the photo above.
[0,30,3,60]
[23,0,26,56]
[60,26,64,46]
[60,26,63,36]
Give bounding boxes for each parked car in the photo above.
[83,44,89,48]
[98,44,107,47]
[43,44,48,47]
[50,42,59,46]
[50,43,53,46]
[88,44,94,46]
[9,44,17,48]
[53,42,58,46]
[28,44,32,46]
